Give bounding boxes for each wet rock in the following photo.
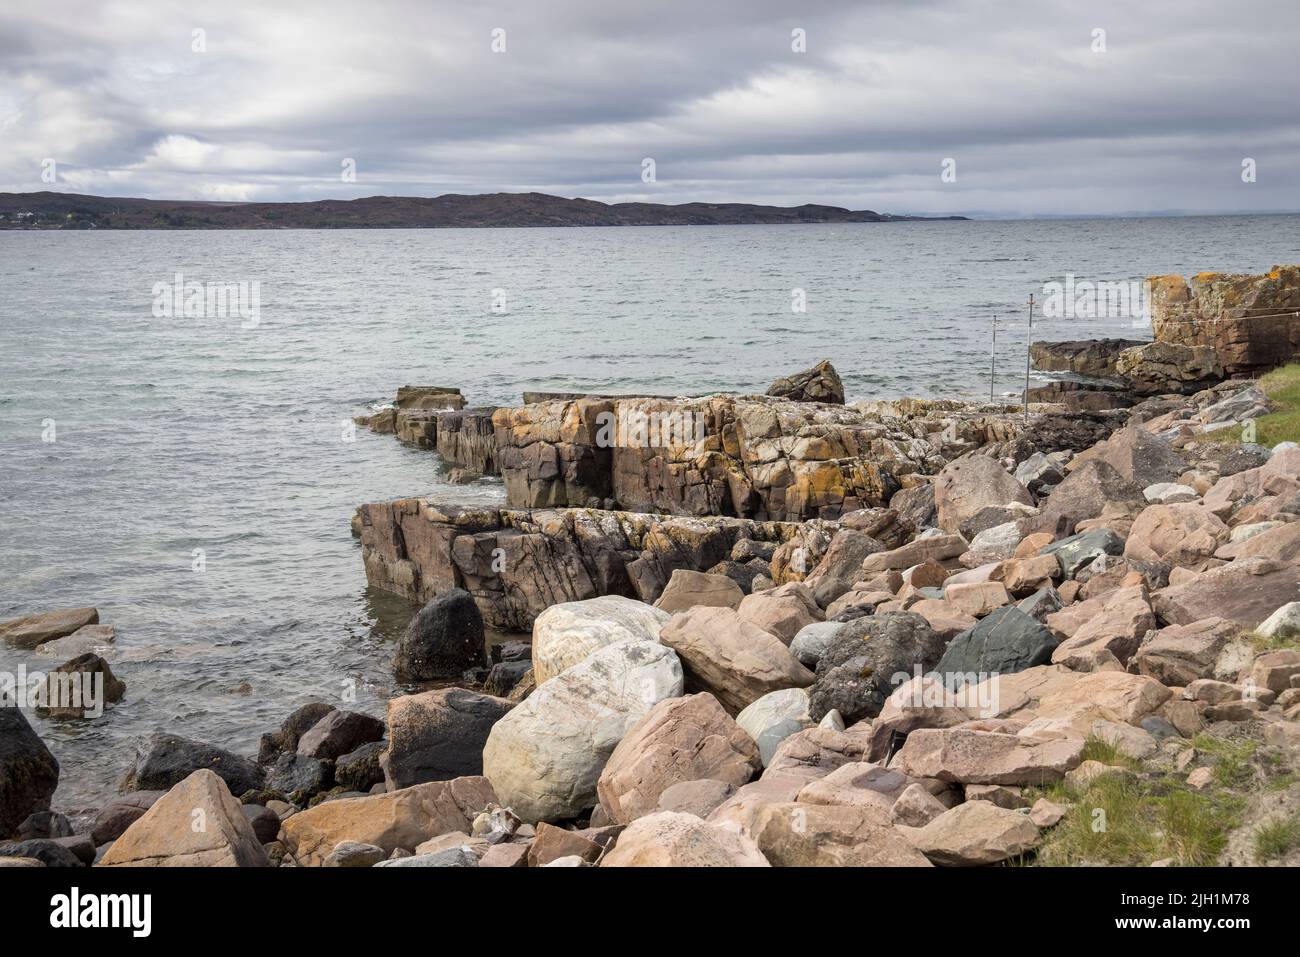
[393,588,486,680]
[0,607,99,650]
[297,710,384,761]
[35,624,116,659]
[333,741,385,793]
[35,653,125,718]
[125,732,263,796]
[257,702,336,764]
[242,804,281,844]
[266,753,331,803]
[0,708,60,837]
[483,660,531,697]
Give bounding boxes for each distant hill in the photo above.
[0,190,968,229]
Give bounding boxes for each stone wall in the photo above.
[352,500,800,630]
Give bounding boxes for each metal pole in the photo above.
[1023,294,1034,423]
[990,315,997,405]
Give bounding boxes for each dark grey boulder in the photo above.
[393,589,486,680]
[0,838,82,867]
[241,804,281,844]
[483,659,531,697]
[123,732,264,795]
[1042,527,1125,578]
[1017,585,1064,624]
[296,710,384,761]
[808,612,946,724]
[334,741,386,792]
[0,707,59,838]
[889,484,937,532]
[17,810,72,840]
[258,702,337,764]
[90,791,164,845]
[381,688,511,789]
[265,752,332,802]
[935,606,1059,680]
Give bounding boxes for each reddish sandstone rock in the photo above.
[934,457,1033,535]
[1123,503,1229,570]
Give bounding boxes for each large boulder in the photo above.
[532,595,669,683]
[659,606,813,713]
[100,770,269,867]
[1050,584,1155,668]
[596,693,761,824]
[381,689,512,789]
[296,710,385,761]
[0,709,59,837]
[735,688,814,766]
[766,360,845,405]
[935,606,1058,679]
[1115,341,1224,395]
[933,457,1033,535]
[1041,527,1125,578]
[749,802,931,867]
[482,638,684,822]
[600,811,770,866]
[1134,618,1242,686]
[1151,557,1300,628]
[1124,503,1228,570]
[0,607,98,650]
[808,612,946,724]
[1069,427,1187,488]
[1026,461,1144,538]
[789,621,843,669]
[124,732,263,796]
[653,569,744,614]
[893,728,1084,787]
[393,588,486,680]
[736,582,822,644]
[904,799,1040,866]
[279,776,498,866]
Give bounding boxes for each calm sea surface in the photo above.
[2,216,1298,810]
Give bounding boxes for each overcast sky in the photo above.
[2,0,1297,217]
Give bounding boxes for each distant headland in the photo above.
[0,190,968,230]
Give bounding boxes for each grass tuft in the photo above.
[1253,811,1300,861]
[1200,363,1300,446]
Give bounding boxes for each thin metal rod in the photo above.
[990,315,997,405]
[1023,294,1034,423]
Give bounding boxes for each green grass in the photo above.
[1191,733,1260,788]
[1080,735,1145,772]
[1253,812,1300,861]
[1032,773,1245,867]
[1202,363,1300,446]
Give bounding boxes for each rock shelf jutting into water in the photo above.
[4,266,1300,868]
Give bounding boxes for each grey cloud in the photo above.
[0,0,1296,215]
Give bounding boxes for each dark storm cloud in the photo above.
[1,0,1296,215]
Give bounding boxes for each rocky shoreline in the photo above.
[4,265,1300,868]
